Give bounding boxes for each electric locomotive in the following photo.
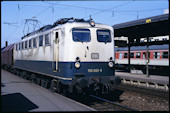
[3,18,121,95]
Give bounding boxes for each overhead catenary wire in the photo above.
[83,1,134,19]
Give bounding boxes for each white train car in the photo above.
[13,18,121,94]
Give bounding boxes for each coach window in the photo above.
[130,53,134,58]
[124,53,128,58]
[143,52,150,59]
[33,38,37,48]
[162,52,168,59]
[136,52,141,58]
[29,39,32,48]
[45,33,50,45]
[97,30,111,43]
[72,29,90,42]
[119,53,122,59]
[154,52,160,59]
[39,35,43,46]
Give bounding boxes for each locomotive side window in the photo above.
[16,44,18,51]
[119,53,122,59]
[162,52,168,59]
[33,38,37,48]
[154,52,160,59]
[25,41,28,49]
[97,30,111,43]
[72,29,90,42]
[39,35,43,46]
[124,53,128,58]
[45,33,50,45]
[143,52,150,58]
[22,42,24,50]
[29,39,32,48]
[136,52,141,58]
[19,43,21,50]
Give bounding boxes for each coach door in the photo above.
[53,30,60,71]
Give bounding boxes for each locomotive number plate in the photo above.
[88,69,102,73]
[91,53,99,59]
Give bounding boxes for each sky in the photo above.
[1,0,169,48]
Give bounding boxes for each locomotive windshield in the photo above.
[97,30,111,43]
[72,29,90,42]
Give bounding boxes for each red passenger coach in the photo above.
[115,44,169,75]
[1,44,14,69]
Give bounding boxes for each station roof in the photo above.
[113,14,169,39]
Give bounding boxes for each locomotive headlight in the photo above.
[108,62,114,68]
[89,21,95,27]
[75,62,80,68]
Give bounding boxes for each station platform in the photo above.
[115,70,169,85]
[1,69,96,112]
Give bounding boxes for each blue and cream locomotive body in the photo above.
[12,18,121,94]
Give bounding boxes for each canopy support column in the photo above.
[128,39,131,73]
[146,37,150,77]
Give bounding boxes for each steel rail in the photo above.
[90,94,138,111]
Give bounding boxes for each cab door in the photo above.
[53,30,60,71]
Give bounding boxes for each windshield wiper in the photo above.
[105,37,110,44]
[74,35,83,43]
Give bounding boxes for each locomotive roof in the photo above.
[115,44,169,51]
[21,17,99,40]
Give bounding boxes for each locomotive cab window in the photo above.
[72,29,90,42]
[162,52,168,59]
[39,35,43,46]
[97,30,111,43]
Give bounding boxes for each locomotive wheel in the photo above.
[13,69,17,75]
[55,81,61,93]
[36,78,41,85]
[50,79,61,93]
[41,79,46,87]
[30,74,36,83]
[21,71,27,78]
[44,80,50,89]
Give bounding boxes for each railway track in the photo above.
[89,95,138,111]
[3,67,168,111]
[114,84,169,99]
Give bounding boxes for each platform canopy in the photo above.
[113,14,169,75]
[113,14,169,44]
